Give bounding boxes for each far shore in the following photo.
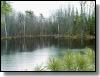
[1,34,95,40]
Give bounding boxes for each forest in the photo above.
[1,1,95,40]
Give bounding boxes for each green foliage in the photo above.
[1,1,12,15]
[63,51,76,71]
[1,1,12,27]
[75,53,87,71]
[48,58,62,71]
[87,16,95,35]
[34,48,95,71]
[84,48,95,63]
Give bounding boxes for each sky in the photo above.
[10,1,94,18]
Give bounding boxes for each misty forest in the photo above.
[1,1,95,71]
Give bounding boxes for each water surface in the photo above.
[1,37,95,71]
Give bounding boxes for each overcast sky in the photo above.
[10,1,94,17]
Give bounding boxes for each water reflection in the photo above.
[1,37,95,54]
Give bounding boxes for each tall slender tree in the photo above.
[1,1,12,38]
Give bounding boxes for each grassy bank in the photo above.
[34,48,95,71]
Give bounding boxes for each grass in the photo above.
[48,58,62,71]
[33,48,95,71]
[34,64,46,71]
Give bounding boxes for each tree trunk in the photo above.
[58,24,59,37]
[3,15,7,38]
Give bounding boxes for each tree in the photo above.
[25,10,36,35]
[1,1,12,38]
[39,13,45,35]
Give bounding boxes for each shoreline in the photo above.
[1,35,95,40]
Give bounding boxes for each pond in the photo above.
[1,37,95,71]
